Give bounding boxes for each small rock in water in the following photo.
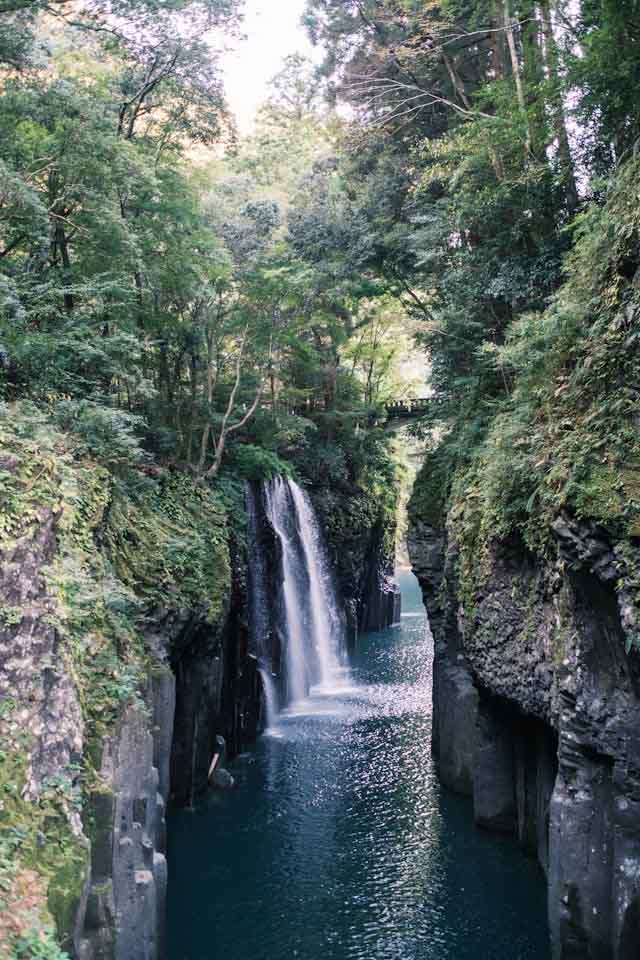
[210,767,235,790]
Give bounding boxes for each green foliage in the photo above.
[51,402,147,468]
[225,444,294,481]
[0,744,86,956]
[407,445,450,532]
[304,0,640,653]
[567,0,640,172]
[104,473,230,625]
[12,930,71,960]
[433,156,640,642]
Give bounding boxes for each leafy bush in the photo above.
[225,443,294,481]
[12,929,71,960]
[295,440,348,485]
[52,401,146,467]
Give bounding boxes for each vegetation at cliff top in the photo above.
[303,0,639,545]
[1,1,638,560]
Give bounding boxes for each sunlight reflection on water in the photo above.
[168,570,549,960]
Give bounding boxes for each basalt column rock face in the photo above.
[547,567,640,960]
[407,511,478,794]
[80,670,175,960]
[169,544,261,806]
[0,455,175,960]
[408,467,640,960]
[358,513,402,633]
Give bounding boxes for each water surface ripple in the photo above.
[168,571,549,960]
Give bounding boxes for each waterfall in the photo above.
[258,666,279,732]
[286,480,345,693]
[263,478,309,704]
[251,475,346,718]
[246,484,281,731]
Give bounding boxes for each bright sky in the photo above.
[220,0,318,132]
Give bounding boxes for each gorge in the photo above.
[1,2,640,960]
[167,568,549,960]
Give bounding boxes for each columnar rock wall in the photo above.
[79,671,175,960]
[0,479,176,960]
[408,505,640,960]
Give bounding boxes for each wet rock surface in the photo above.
[408,503,640,960]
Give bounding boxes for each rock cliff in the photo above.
[0,415,232,959]
[310,480,400,639]
[0,412,397,960]
[408,467,640,959]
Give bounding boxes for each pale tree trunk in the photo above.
[539,0,579,213]
[442,52,472,111]
[201,333,271,481]
[503,0,532,157]
[197,327,218,473]
[204,351,265,480]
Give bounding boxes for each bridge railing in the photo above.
[384,398,429,419]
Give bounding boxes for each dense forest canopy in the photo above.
[0,0,639,524]
[0,0,416,493]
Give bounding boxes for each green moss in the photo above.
[103,473,230,624]
[0,741,86,956]
[407,448,450,533]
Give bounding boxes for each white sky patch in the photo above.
[219,0,320,132]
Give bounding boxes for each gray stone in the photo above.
[408,487,640,960]
[209,767,235,790]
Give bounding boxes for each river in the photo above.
[167,568,549,960]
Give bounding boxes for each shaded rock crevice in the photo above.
[169,544,261,806]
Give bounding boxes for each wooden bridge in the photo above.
[384,398,429,420]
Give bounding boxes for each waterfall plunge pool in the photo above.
[167,569,549,960]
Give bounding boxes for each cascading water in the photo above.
[251,475,347,720]
[257,666,279,733]
[246,483,280,730]
[286,480,345,693]
[263,478,309,705]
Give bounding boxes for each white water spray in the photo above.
[286,480,345,694]
[263,478,309,704]
[257,475,347,717]
[258,666,280,734]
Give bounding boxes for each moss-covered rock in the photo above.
[0,404,233,958]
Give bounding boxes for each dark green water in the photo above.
[168,570,550,960]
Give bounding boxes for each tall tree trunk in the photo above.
[490,11,506,80]
[539,0,579,213]
[198,329,217,473]
[57,223,74,314]
[520,0,546,159]
[442,52,472,111]
[187,351,198,466]
[204,357,264,480]
[503,0,531,157]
